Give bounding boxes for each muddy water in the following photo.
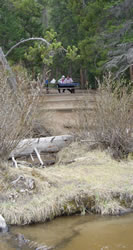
[1,214,133,250]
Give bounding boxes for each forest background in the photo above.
[1,0,133,88]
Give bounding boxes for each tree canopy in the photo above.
[1,0,133,87]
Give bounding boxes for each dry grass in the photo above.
[0,143,133,225]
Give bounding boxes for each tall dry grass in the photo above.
[0,67,39,160]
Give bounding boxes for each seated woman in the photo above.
[64,75,73,84]
[63,75,73,93]
[57,75,65,93]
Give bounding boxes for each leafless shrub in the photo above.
[76,74,133,159]
[0,68,39,160]
[74,94,96,139]
[91,74,133,159]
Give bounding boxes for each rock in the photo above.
[16,233,27,247]
[0,214,8,233]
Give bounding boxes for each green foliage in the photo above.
[11,0,44,36]
[47,0,80,79]
[24,29,64,77]
[103,0,124,10]
[1,0,133,85]
[0,0,23,52]
[66,46,80,62]
[0,0,46,64]
[24,29,80,78]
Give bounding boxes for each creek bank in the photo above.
[0,144,133,225]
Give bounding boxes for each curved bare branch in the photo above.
[5,37,67,57]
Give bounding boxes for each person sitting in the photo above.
[58,75,65,93]
[63,75,73,93]
[64,75,73,84]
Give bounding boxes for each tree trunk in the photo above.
[9,135,73,158]
[80,68,87,89]
[42,7,48,29]
[41,65,47,83]
[80,68,84,88]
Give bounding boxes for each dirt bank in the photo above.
[35,90,96,135]
[0,143,133,225]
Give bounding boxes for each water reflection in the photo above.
[61,214,133,250]
[1,214,133,250]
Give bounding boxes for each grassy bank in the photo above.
[0,143,133,225]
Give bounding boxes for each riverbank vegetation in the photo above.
[0,144,133,225]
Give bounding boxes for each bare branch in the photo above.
[5,37,67,57]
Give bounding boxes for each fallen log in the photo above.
[9,135,73,159]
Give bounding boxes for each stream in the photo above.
[1,214,133,250]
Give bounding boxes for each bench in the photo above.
[57,83,80,93]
